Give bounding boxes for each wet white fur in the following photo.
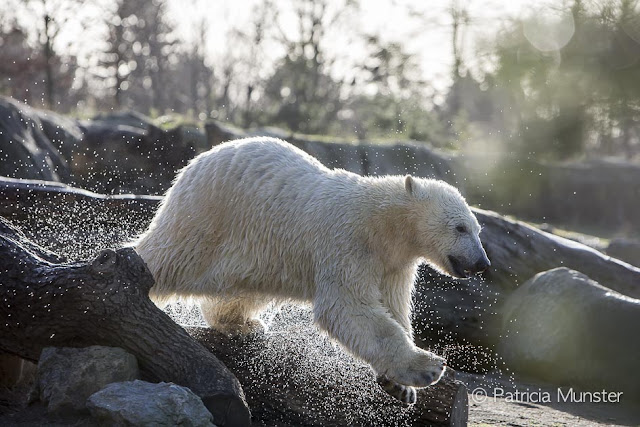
[134,137,483,388]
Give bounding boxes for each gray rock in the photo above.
[87,380,215,427]
[607,238,640,268]
[0,96,72,182]
[33,108,84,164]
[36,346,139,415]
[498,268,640,402]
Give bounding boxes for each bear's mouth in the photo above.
[447,255,468,279]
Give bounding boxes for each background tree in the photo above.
[486,0,640,160]
[342,35,447,144]
[96,0,178,113]
[257,0,357,134]
[186,17,213,117]
[22,0,82,108]
[0,25,46,103]
[98,0,139,109]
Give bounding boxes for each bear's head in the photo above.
[405,175,490,279]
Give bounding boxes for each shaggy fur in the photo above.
[134,137,487,394]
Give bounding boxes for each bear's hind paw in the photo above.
[212,318,266,338]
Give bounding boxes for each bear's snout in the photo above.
[448,252,491,278]
[469,254,491,274]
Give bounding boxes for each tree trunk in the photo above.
[190,327,468,426]
[0,217,250,426]
[43,15,55,109]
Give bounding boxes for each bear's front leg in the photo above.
[313,283,446,390]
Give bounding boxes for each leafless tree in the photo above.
[22,0,80,108]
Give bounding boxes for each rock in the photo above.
[498,268,640,403]
[0,353,23,387]
[78,116,198,194]
[607,238,640,268]
[87,380,215,427]
[32,108,84,164]
[91,110,155,131]
[0,96,72,182]
[36,346,139,415]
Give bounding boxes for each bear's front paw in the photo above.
[386,350,446,388]
[377,374,417,405]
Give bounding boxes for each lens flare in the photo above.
[523,10,575,52]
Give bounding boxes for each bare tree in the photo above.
[259,0,358,133]
[234,0,275,127]
[99,0,138,108]
[22,0,80,108]
[449,0,469,81]
[187,16,213,116]
[140,0,177,112]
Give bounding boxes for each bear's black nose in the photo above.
[471,256,491,274]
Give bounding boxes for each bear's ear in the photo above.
[404,175,414,195]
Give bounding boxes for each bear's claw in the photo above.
[377,375,417,405]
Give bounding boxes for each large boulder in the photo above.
[0,96,72,182]
[35,346,139,415]
[32,108,84,165]
[87,380,215,427]
[78,113,202,194]
[498,268,640,403]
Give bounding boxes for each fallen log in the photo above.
[189,327,468,426]
[0,176,161,224]
[475,208,640,296]
[0,217,467,426]
[0,217,250,426]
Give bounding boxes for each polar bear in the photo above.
[134,137,490,404]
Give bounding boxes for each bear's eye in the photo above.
[455,225,467,233]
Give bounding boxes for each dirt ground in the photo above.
[460,372,640,426]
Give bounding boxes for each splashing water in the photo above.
[10,192,528,424]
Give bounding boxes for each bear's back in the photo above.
[189,137,329,184]
[139,137,364,299]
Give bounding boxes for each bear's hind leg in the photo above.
[200,296,267,336]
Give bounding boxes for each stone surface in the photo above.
[36,346,139,415]
[607,238,640,268]
[498,268,640,403]
[0,353,23,387]
[87,380,215,427]
[0,96,72,182]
